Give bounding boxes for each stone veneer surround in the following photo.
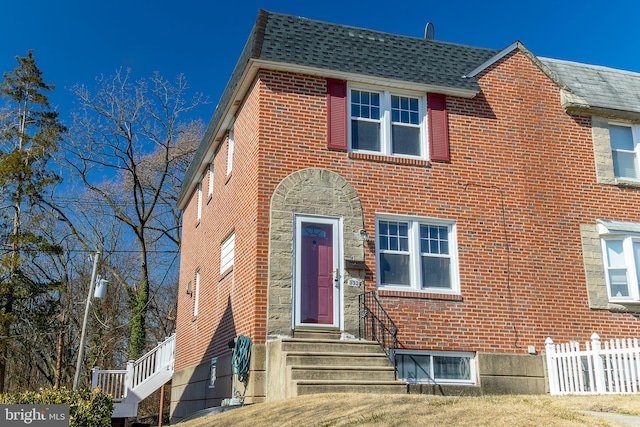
[267,168,366,338]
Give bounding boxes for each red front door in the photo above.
[300,222,334,324]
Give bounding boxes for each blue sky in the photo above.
[2,0,639,126]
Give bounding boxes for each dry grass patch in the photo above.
[175,393,640,426]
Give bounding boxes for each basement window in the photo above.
[395,351,476,384]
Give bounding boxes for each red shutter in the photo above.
[428,93,450,162]
[326,79,347,151]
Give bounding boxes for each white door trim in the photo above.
[293,214,343,329]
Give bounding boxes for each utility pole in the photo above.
[73,251,100,390]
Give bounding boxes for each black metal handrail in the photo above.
[359,291,398,364]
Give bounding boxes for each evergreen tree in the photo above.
[0,51,66,392]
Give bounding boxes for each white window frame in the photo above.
[609,122,640,181]
[226,129,234,176]
[196,182,203,222]
[600,234,640,302]
[375,214,459,294]
[208,163,214,197]
[194,269,200,317]
[348,84,427,159]
[220,232,235,274]
[395,350,476,385]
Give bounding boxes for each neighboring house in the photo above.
[170,9,640,422]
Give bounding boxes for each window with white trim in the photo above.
[376,215,458,293]
[396,351,476,384]
[601,235,640,301]
[610,124,640,180]
[220,232,235,274]
[349,87,426,158]
[194,269,200,317]
[196,182,203,222]
[208,163,214,197]
[226,129,234,176]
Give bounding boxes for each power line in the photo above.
[0,248,179,254]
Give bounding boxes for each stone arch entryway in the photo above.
[266,168,366,338]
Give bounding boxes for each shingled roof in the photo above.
[178,10,500,206]
[256,12,499,90]
[540,57,640,117]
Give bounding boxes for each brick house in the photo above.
[170,10,640,422]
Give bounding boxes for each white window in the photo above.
[376,215,458,293]
[601,236,640,302]
[226,129,234,176]
[194,269,200,317]
[208,163,214,197]
[610,124,640,180]
[349,87,426,158]
[396,351,476,384]
[220,232,235,273]
[197,182,203,222]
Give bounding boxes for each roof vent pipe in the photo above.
[424,22,435,40]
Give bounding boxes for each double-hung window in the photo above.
[350,88,425,158]
[601,235,640,301]
[610,124,640,180]
[208,163,214,198]
[196,183,203,222]
[226,129,234,176]
[376,215,458,293]
[194,269,200,317]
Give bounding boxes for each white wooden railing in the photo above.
[92,332,176,413]
[91,370,128,402]
[546,333,640,395]
[129,332,176,390]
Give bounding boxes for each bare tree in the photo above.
[62,69,204,359]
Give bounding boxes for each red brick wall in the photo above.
[176,49,640,372]
[175,78,262,371]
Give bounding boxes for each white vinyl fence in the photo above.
[546,333,640,395]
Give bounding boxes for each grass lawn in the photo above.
[175,393,640,426]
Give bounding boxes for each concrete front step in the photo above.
[295,380,407,395]
[290,365,397,381]
[293,329,342,340]
[281,339,383,354]
[286,352,392,367]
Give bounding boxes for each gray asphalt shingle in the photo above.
[257,12,499,91]
[180,10,500,202]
